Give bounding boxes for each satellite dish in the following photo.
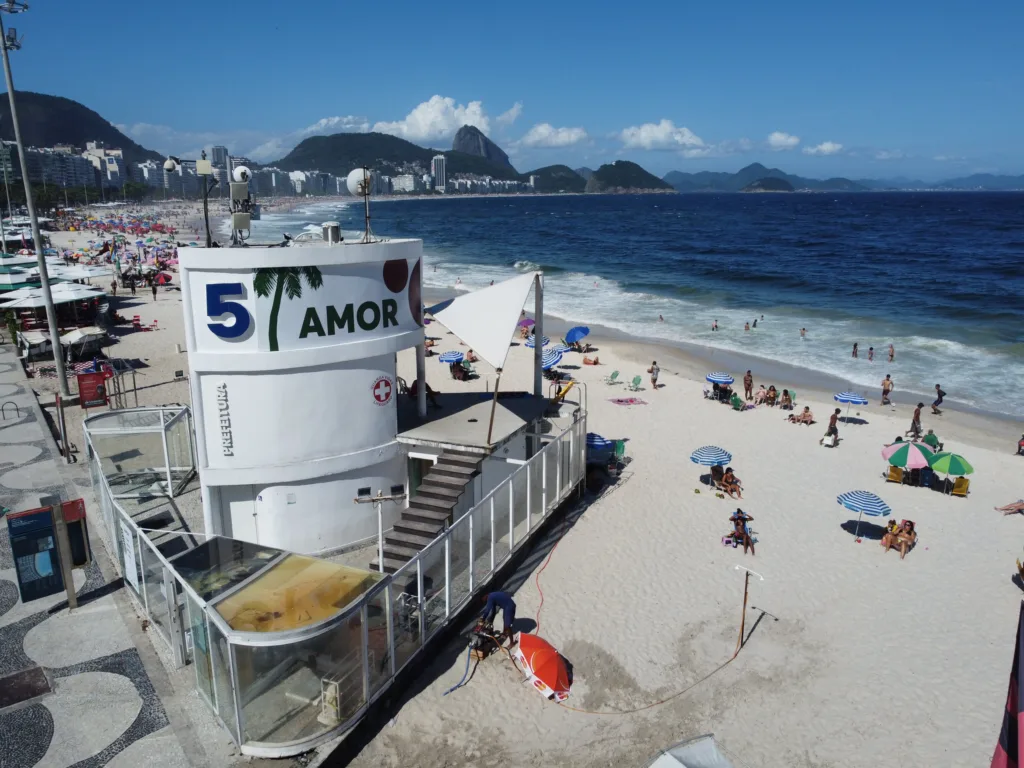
[346,168,370,197]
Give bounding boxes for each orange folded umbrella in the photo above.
[513,634,571,702]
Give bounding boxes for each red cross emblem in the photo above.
[372,376,393,406]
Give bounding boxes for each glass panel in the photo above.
[511,467,529,547]
[365,585,391,697]
[187,594,214,707]
[390,561,420,674]
[528,452,544,529]
[561,435,573,496]
[91,431,170,498]
[172,538,282,602]
[471,503,491,587]
[447,515,471,613]
[166,413,195,493]
[236,617,366,744]
[543,442,559,518]
[208,619,239,743]
[115,515,144,602]
[493,493,511,568]
[139,539,170,642]
[419,540,447,640]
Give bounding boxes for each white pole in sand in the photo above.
[0,6,70,397]
[533,272,543,397]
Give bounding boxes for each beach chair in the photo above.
[628,375,642,392]
[132,318,142,332]
[951,477,970,497]
[604,370,620,385]
[150,319,158,330]
[886,466,904,484]
[614,440,625,463]
[461,360,475,376]
[790,390,797,406]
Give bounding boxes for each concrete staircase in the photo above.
[370,450,482,574]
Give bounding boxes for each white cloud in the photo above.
[767,131,800,150]
[496,102,523,127]
[874,149,905,160]
[248,115,369,162]
[803,141,844,156]
[682,147,712,158]
[619,119,704,151]
[519,123,588,148]
[372,95,489,143]
[934,154,965,162]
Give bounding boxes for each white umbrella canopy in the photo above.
[60,326,107,346]
[0,283,105,309]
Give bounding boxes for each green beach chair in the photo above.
[628,375,642,391]
[461,360,475,376]
[605,370,620,385]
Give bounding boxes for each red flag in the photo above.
[992,602,1024,768]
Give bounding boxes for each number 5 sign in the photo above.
[206,283,252,339]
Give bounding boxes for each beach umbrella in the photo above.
[834,391,869,422]
[882,441,934,469]
[706,372,734,385]
[437,351,464,364]
[525,335,549,348]
[517,317,534,327]
[541,349,563,370]
[690,446,732,466]
[550,344,572,354]
[837,490,891,542]
[587,433,614,450]
[565,326,590,344]
[512,634,571,702]
[928,452,973,476]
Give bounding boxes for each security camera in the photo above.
[163,158,177,172]
[232,165,252,183]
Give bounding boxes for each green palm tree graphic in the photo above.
[253,266,324,351]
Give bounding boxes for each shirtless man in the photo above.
[743,370,754,401]
[820,408,841,446]
[881,374,894,405]
[888,344,895,363]
[906,403,923,438]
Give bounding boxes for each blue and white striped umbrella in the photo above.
[587,432,613,449]
[551,344,572,354]
[525,335,550,348]
[541,349,563,370]
[837,490,891,541]
[690,445,733,466]
[706,372,734,385]
[834,392,868,405]
[438,351,464,364]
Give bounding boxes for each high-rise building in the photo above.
[431,154,446,191]
[211,145,229,168]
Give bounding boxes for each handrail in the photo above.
[1,401,20,420]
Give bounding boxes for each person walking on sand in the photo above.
[906,403,923,438]
[129,277,136,296]
[932,384,946,415]
[151,282,158,300]
[868,346,874,362]
[881,374,894,405]
[647,361,660,390]
[110,280,117,297]
[852,342,858,358]
[888,344,895,363]
[821,408,841,446]
[743,370,754,401]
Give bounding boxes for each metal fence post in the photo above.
[489,497,495,572]
[387,584,396,677]
[542,443,548,515]
[526,466,532,535]
[468,512,474,593]
[444,535,450,618]
[416,559,425,644]
[360,604,370,702]
[508,480,515,550]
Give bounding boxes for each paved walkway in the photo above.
[0,345,194,768]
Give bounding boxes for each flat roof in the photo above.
[397,391,550,452]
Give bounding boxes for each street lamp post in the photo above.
[1,2,70,397]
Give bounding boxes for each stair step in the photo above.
[432,463,477,479]
[368,556,406,574]
[409,494,456,513]
[394,518,445,537]
[386,530,436,549]
[403,507,451,525]
[438,452,481,469]
[417,483,463,501]
[381,543,421,561]
[422,471,471,490]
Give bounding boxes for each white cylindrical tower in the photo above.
[179,238,424,554]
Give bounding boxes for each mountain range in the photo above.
[5,90,1024,193]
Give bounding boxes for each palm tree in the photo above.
[253,266,323,351]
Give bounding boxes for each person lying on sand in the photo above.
[996,501,1024,516]
[722,467,743,499]
[789,406,814,425]
[582,356,600,365]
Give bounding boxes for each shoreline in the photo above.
[424,286,1023,451]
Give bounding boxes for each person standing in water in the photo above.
[800,328,806,338]
[712,320,718,331]
[868,346,874,362]
[852,342,859,358]
[888,344,895,363]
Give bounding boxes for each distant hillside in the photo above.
[741,177,793,192]
[525,165,586,193]
[586,161,674,193]
[270,131,520,180]
[664,163,866,192]
[452,125,514,170]
[574,166,594,181]
[0,91,163,167]
[936,173,1024,191]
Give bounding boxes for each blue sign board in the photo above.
[6,506,65,603]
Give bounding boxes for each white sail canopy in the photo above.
[426,273,536,371]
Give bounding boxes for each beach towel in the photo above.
[609,397,648,406]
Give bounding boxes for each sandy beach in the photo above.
[22,206,1024,767]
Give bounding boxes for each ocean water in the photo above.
[232,193,1024,418]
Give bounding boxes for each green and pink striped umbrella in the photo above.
[881,441,935,469]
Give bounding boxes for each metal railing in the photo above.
[85,409,587,758]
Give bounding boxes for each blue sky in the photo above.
[7,0,1023,179]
